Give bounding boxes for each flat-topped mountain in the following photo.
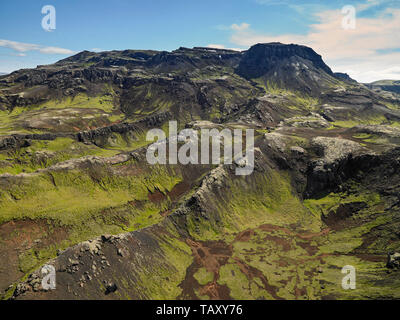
[236,43,337,93]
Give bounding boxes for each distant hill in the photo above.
[366,79,400,95]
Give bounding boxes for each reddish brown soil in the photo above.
[148,181,191,204]
[259,223,330,240]
[0,219,69,294]
[233,257,282,300]
[147,189,165,203]
[353,253,385,262]
[198,282,231,300]
[262,234,293,251]
[230,224,337,298]
[147,181,192,218]
[178,239,233,300]
[235,229,255,242]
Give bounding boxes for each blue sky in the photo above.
[1,0,399,82]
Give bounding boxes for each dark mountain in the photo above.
[333,72,357,83]
[236,43,338,94]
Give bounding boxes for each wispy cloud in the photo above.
[206,44,244,52]
[256,0,393,9]
[224,5,400,82]
[0,39,75,55]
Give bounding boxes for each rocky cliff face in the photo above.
[0,43,400,300]
[237,42,333,78]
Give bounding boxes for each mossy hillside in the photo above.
[5,203,173,275]
[0,138,120,175]
[194,74,260,121]
[303,183,390,253]
[126,165,326,299]
[20,83,118,114]
[230,227,323,300]
[227,193,396,300]
[352,132,400,146]
[102,129,152,152]
[123,233,193,299]
[253,78,320,111]
[121,76,259,122]
[0,87,124,134]
[311,209,398,255]
[186,169,323,242]
[384,101,400,111]
[329,112,400,129]
[0,163,183,268]
[0,163,186,297]
[303,189,381,221]
[5,161,398,300]
[298,186,400,299]
[331,118,386,129]
[178,165,397,299]
[35,92,116,113]
[0,107,44,134]
[104,119,194,153]
[0,117,173,175]
[0,164,182,225]
[121,83,175,117]
[316,255,400,300]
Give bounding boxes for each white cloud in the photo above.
[226,7,400,82]
[231,23,251,32]
[0,40,39,52]
[0,39,75,55]
[206,44,244,52]
[38,46,75,55]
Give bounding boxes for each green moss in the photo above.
[185,168,323,243]
[0,165,182,238]
[0,138,121,175]
[316,255,400,300]
[36,91,115,113]
[353,133,372,139]
[303,189,381,219]
[193,267,214,285]
[18,249,39,273]
[331,115,389,129]
[133,235,193,299]
[0,85,124,134]
[0,162,188,299]
[384,102,400,111]
[252,78,320,112]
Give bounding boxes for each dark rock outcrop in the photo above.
[387,252,400,269]
[236,42,333,79]
[334,72,357,83]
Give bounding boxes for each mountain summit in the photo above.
[236,43,337,93]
